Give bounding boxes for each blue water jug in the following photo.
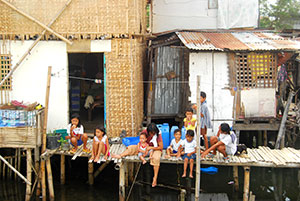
[181,126,186,140]
[157,123,170,149]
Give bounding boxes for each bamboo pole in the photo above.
[0,0,73,88]
[0,0,72,45]
[126,163,141,201]
[0,154,31,185]
[46,159,54,201]
[41,66,52,201]
[93,161,109,178]
[243,166,250,201]
[233,166,239,191]
[180,189,186,201]
[195,75,201,201]
[119,162,125,201]
[88,162,94,185]
[276,91,294,149]
[263,130,267,146]
[25,149,32,201]
[61,155,65,185]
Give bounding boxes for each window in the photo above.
[0,54,12,90]
[235,52,277,88]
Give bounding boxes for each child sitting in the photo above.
[184,108,197,131]
[177,130,196,178]
[165,129,183,159]
[65,113,90,154]
[137,133,152,164]
[201,123,237,161]
[90,126,110,163]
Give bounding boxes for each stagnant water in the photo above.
[1,156,300,201]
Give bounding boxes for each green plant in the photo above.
[57,137,68,145]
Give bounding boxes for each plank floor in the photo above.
[50,141,300,168]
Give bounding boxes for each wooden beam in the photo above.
[233,123,280,131]
[46,160,54,201]
[243,166,250,201]
[25,149,32,201]
[0,0,73,88]
[233,166,239,192]
[0,0,72,45]
[88,163,94,185]
[119,162,125,201]
[195,75,201,200]
[93,161,109,178]
[60,155,65,185]
[0,154,31,185]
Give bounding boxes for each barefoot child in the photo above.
[90,126,110,163]
[201,123,237,161]
[177,130,196,178]
[165,129,183,159]
[65,113,90,154]
[137,133,152,164]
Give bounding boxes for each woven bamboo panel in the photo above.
[105,38,145,137]
[0,0,147,38]
[0,127,37,148]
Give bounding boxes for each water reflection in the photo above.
[1,162,300,201]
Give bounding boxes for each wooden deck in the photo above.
[46,140,300,168]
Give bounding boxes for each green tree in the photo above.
[260,0,300,31]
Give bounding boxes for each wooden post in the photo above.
[243,166,250,201]
[25,149,32,201]
[61,155,65,185]
[119,162,125,201]
[258,131,262,146]
[93,161,109,178]
[46,160,54,201]
[263,130,268,146]
[180,189,186,201]
[233,166,239,191]
[88,162,94,185]
[195,75,201,201]
[41,66,52,201]
[276,91,294,149]
[125,162,129,188]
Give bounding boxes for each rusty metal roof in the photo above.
[176,31,300,51]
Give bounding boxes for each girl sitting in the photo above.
[65,113,90,154]
[90,126,110,163]
[137,133,153,164]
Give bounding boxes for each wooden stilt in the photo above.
[258,131,262,146]
[46,159,55,201]
[25,149,32,201]
[14,150,18,180]
[61,155,65,185]
[263,130,268,146]
[119,162,125,201]
[180,189,186,201]
[88,162,94,185]
[93,161,109,178]
[17,148,21,181]
[125,162,129,188]
[243,166,250,201]
[233,166,239,192]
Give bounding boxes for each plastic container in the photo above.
[46,134,61,150]
[181,126,186,140]
[55,129,68,140]
[122,136,140,147]
[157,123,170,149]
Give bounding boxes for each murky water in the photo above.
[1,155,300,201]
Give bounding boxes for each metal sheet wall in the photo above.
[152,46,183,115]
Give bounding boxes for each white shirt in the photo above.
[94,135,108,145]
[181,139,196,154]
[170,139,183,152]
[150,135,158,147]
[219,133,237,155]
[67,124,84,136]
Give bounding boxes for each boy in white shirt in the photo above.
[177,130,196,178]
[165,129,183,159]
[201,123,237,161]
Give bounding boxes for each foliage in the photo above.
[259,0,300,31]
[57,137,68,145]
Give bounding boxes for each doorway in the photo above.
[68,53,104,133]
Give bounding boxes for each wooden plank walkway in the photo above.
[48,141,300,168]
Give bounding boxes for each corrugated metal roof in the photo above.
[176,31,300,51]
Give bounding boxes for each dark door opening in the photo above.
[68,53,104,133]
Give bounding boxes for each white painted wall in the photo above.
[153,0,218,33]
[189,52,233,135]
[0,40,68,132]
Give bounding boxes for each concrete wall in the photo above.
[152,0,218,33]
[189,52,233,134]
[1,40,68,132]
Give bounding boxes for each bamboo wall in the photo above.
[106,38,145,137]
[0,0,147,38]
